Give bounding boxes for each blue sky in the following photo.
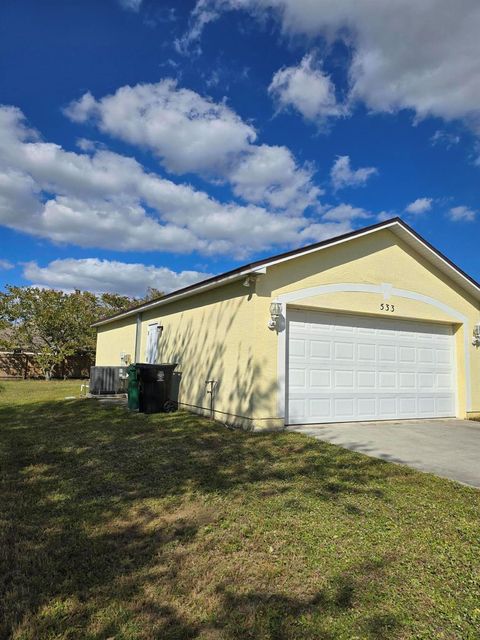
[0,0,479,297]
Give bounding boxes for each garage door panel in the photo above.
[289,398,306,420]
[418,348,434,364]
[358,343,376,361]
[289,338,306,357]
[289,368,306,389]
[357,326,376,336]
[334,397,355,418]
[418,372,435,390]
[334,370,355,389]
[310,320,332,333]
[399,372,416,389]
[399,346,416,363]
[336,324,355,334]
[334,342,355,360]
[378,371,396,389]
[418,397,435,415]
[287,310,456,424]
[378,345,396,363]
[436,396,455,414]
[309,398,331,420]
[358,370,376,388]
[398,397,417,416]
[378,396,397,416]
[310,340,331,358]
[436,372,453,389]
[435,348,451,364]
[357,397,377,418]
[310,369,331,388]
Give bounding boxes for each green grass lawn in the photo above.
[1,381,479,640]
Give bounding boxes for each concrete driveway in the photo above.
[288,419,480,488]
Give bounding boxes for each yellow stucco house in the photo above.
[93,218,480,430]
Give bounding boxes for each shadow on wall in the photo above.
[158,295,239,410]
[154,288,278,424]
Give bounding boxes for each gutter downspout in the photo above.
[134,313,142,363]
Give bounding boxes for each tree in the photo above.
[0,286,162,379]
[141,287,164,303]
[97,292,136,314]
[0,287,89,379]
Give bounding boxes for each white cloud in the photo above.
[183,1,480,131]
[64,79,320,212]
[174,2,221,55]
[0,105,356,259]
[23,259,210,297]
[64,79,257,176]
[117,0,142,12]
[296,220,353,243]
[449,205,476,222]
[65,92,97,123]
[0,259,14,270]
[322,203,371,223]
[376,210,396,222]
[269,54,347,124]
[405,197,433,214]
[228,144,321,212]
[0,168,41,227]
[330,155,377,191]
[430,130,461,148]
[75,137,106,152]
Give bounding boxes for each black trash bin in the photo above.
[136,363,178,414]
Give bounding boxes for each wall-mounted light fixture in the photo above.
[243,274,259,288]
[268,301,282,330]
[473,323,480,346]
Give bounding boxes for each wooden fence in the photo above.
[0,352,93,379]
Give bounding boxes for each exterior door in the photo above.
[145,323,160,364]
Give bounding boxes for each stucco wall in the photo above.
[253,229,480,425]
[96,280,257,426]
[96,315,137,366]
[140,280,257,426]
[95,228,479,428]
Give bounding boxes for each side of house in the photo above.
[96,280,258,428]
[94,219,480,429]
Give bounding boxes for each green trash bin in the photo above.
[127,364,140,411]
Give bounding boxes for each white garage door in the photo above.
[287,309,456,424]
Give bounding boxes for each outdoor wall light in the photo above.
[473,323,480,346]
[268,301,282,330]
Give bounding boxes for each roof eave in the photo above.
[92,217,480,327]
[91,265,267,327]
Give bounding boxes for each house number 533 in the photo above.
[380,303,395,312]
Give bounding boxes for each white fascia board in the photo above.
[94,219,480,328]
[256,221,400,270]
[261,220,480,302]
[92,266,262,327]
[393,225,480,301]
